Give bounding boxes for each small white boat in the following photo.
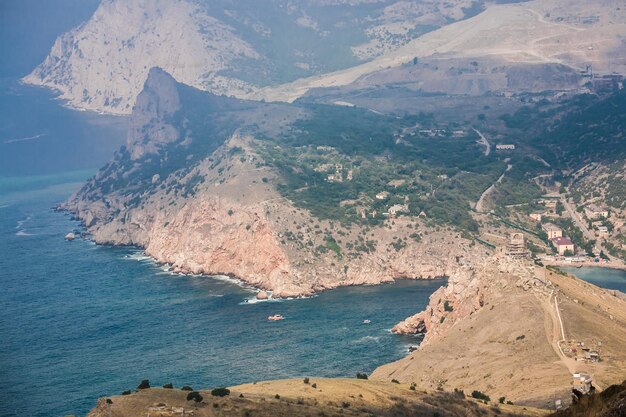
[268,314,284,321]
[363,319,371,324]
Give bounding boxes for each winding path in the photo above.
[475,163,512,213]
[474,128,490,156]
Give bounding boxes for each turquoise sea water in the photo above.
[0,177,440,417]
[559,266,626,293]
[0,81,441,416]
[2,76,624,417]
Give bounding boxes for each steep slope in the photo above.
[64,68,487,297]
[25,0,486,114]
[23,0,260,114]
[552,379,626,417]
[256,0,626,102]
[372,256,626,408]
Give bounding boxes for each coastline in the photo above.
[70,218,449,300]
[542,259,626,272]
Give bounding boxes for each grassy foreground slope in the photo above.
[87,378,547,417]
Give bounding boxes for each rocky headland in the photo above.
[63,67,485,298]
[373,255,626,407]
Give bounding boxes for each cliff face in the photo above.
[23,0,259,114]
[28,0,626,114]
[63,67,484,297]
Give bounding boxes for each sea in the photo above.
[0,79,441,417]
[559,266,626,293]
[2,79,626,417]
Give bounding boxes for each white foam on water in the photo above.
[353,335,381,344]
[239,297,284,305]
[123,252,153,262]
[16,216,31,229]
[15,230,34,236]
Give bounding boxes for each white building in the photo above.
[496,144,516,150]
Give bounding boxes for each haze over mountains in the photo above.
[24,0,626,113]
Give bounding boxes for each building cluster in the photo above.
[398,126,466,139]
[530,198,561,221]
[315,163,353,183]
[542,223,575,255]
[584,204,608,220]
[572,372,594,396]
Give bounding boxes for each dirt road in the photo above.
[476,163,512,212]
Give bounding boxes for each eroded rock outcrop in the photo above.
[392,265,485,345]
[63,68,484,298]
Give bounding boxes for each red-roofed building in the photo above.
[553,237,575,256]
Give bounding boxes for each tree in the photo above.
[186,391,203,402]
[211,387,231,397]
[556,202,565,216]
[563,249,574,257]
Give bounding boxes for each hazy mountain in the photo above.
[23,0,493,114]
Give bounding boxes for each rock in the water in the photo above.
[65,232,76,241]
[256,291,269,300]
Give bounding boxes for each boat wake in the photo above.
[353,335,381,344]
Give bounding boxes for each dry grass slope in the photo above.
[87,378,548,417]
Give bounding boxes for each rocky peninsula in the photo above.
[63,68,485,298]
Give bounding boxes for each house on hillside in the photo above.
[553,237,575,256]
[572,372,593,395]
[529,211,545,222]
[584,204,608,220]
[542,223,563,239]
[388,204,409,218]
[376,191,390,200]
[539,198,558,210]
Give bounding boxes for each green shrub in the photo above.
[211,387,231,397]
[122,390,131,396]
[303,377,310,384]
[499,396,506,404]
[181,386,194,391]
[356,373,368,380]
[391,379,400,384]
[471,390,490,402]
[163,383,173,389]
[186,391,203,402]
[275,394,281,399]
[137,380,150,390]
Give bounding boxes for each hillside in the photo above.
[552,379,626,417]
[64,67,498,297]
[372,256,626,408]
[23,0,486,114]
[255,0,626,103]
[85,378,547,417]
[25,0,626,114]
